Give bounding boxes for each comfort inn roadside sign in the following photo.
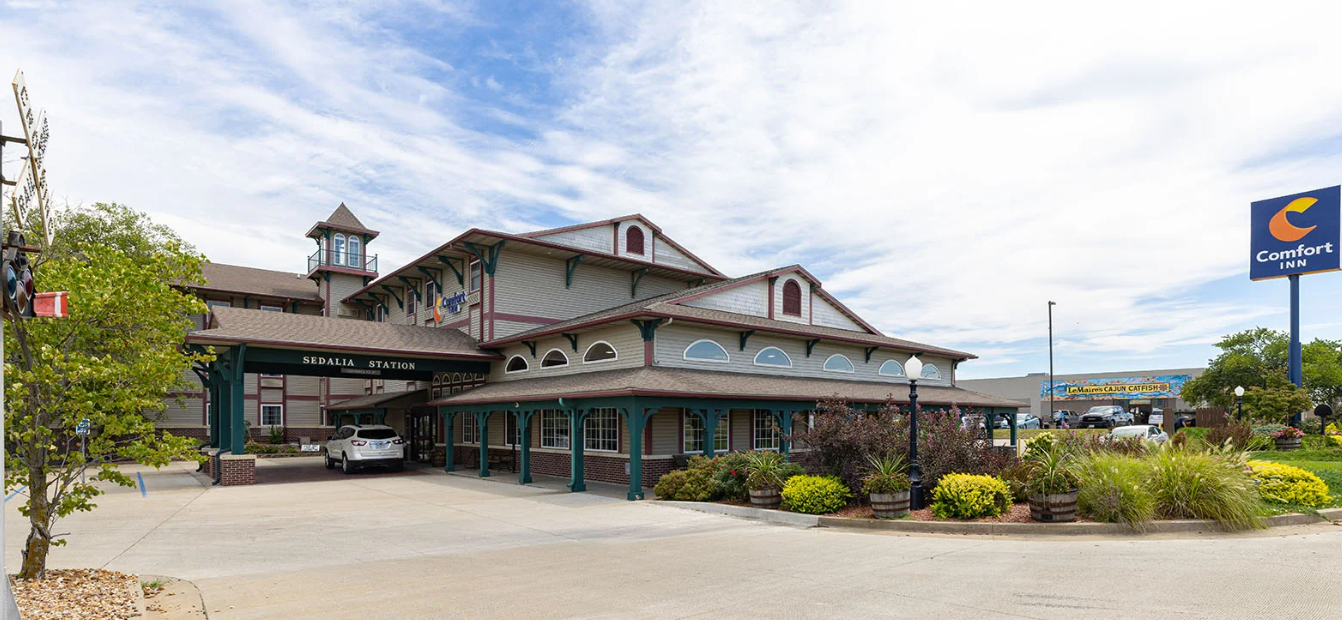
[241,347,489,380]
[1250,185,1341,281]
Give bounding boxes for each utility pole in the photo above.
[1048,301,1056,428]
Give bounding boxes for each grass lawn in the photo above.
[1247,449,1342,513]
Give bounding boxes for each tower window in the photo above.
[626,226,645,255]
[782,280,802,316]
[347,236,361,268]
[333,233,346,266]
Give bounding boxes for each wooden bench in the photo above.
[488,451,516,473]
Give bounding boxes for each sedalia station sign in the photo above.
[301,355,419,371]
[239,347,490,380]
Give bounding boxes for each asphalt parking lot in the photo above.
[6,457,1342,620]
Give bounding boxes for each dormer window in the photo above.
[626,226,645,255]
[347,236,361,268]
[782,280,802,316]
[333,233,346,265]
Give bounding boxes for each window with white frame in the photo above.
[878,360,905,377]
[260,404,283,427]
[505,355,529,373]
[424,280,438,315]
[583,341,618,363]
[683,339,729,363]
[407,284,417,316]
[375,304,387,322]
[541,410,569,449]
[461,415,479,444]
[823,354,855,373]
[683,410,729,453]
[333,233,346,265]
[921,364,942,380]
[753,410,779,450]
[469,261,482,292]
[541,349,569,368]
[347,236,361,268]
[753,347,792,368]
[585,408,619,452]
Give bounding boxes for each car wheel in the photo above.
[341,453,355,474]
[324,451,334,469]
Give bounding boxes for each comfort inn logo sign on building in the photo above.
[1250,185,1341,281]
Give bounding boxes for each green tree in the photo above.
[1180,328,1342,409]
[1240,385,1313,425]
[4,203,210,579]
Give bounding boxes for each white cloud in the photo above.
[3,0,1341,373]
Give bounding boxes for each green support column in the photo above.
[441,409,456,472]
[207,371,221,448]
[568,408,590,492]
[476,411,492,478]
[699,409,724,459]
[1008,409,1019,447]
[774,410,794,455]
[516,410,535,484]
[228,345,247,453]
[216,366,232,452]
[624,406,652,500]
[984,410,995,443]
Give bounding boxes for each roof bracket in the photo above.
[522,340,537,357]
[438,256,465,287]
[864,347,878,363]
[562,332,579,352]
[416,266,441,290]
[397,276,421,305]
[631,267,648,298]
[460,240,505,276]
[739,330,755,351]
[631,319,662,342]
[379,285,403,310]
[565,255,583,289]
[806,339,820,357]
[690,277,705,288]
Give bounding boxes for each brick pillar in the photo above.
[219,454,257,486]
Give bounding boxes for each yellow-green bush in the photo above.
[654,468,715,501]
[1248,461,1333,508]
[930,473,1012,519]
[781,475,852,514]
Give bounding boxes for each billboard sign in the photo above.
[1040,375,1192,401]
[1250,186,1341,280]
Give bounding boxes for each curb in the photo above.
[659,502,1342,536]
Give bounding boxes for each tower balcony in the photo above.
[308,249,378,275]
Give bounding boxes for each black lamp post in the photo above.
[905,356,925,510]
[1234,385,1244,422]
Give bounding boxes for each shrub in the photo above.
[997,461,1033,503]
[792,398,906,493]
[929,473,1011,519]
[1271,426,1305,440]
[1299,417,1323,435]
[1056,432,1148,458]
[1148,449,1262,530]
[1072,453,1156,528]
[654,470,688,500]
[1023,445,1080,496]
[861,454,910,495]
[268,425,286,445]
[918,407,1018,487]
[1205,423,1253,451]
[709,452,750,500]
[1248,461,1333,507]
[665,468,716,501]
[782,475,852,514]
[745,450,789,491]
[1023,432,1059,461]
[1252,423,1287,437]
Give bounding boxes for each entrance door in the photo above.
[408,407,437,463]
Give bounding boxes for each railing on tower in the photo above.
[308,249,377,273]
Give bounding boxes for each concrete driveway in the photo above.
[6,457,1341,619]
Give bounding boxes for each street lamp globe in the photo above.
[1234,386,1245,397]
[905,355,923,381]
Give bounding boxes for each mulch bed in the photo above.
[829,502,1093,524]
[10,569,140,620]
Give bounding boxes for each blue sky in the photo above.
[4,0,1342,379]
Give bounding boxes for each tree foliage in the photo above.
[1180,328,1342,409]
[4,203,210,579]
[1240,385,1313,426]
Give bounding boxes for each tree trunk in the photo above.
[19,471,51,580]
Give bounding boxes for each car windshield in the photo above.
[1016,414,1030,421]
[1110,426,1147,437]
[357,429,397,439]
[1086,406,1117,414]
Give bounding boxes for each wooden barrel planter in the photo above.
[869,491,911,519]
[1274,437,1302,451]
[749,488,782,509]
[1028,490,1078,523]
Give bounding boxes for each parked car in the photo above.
[1108,424,1169,443]
[325,424,405,473]
[1077,405,1134,428]
[1016,413,1042,429]
[1051,410,1079,428]
[1146,408,1164,426]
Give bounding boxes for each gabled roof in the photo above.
[520,213,724,277]
[429,366,1019,408]
[306,203,380,239]
[486,268,975,360]
[185,307,499,360]
[187,263,323,303]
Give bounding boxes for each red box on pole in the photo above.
[33,291,68,318]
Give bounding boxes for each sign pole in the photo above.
[1289,274,1303,426]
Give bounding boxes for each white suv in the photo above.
[325,425,405,473]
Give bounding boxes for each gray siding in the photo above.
[534,226,613,254]
[654,239,710,274]
[771,273,811,325]
[653,323,954,387]
[811,294,865,332]
[684,281,768,317]
[492,250,688,325]
[488,323,643,382]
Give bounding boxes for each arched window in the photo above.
[583,341,618,363]
[878,360,905,377]
[541,349,569,368]
[626,226,645,255]
[505,355,529,373]
[782,280,802,316]
[753,346,792,368]
[823,354,854,373]
[921,364,942,380]
[683,339,729,363]
[332,233,346,266]
[347,235,361,268]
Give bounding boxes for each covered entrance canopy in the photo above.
[431,366,1023,501]
[185,307,497,454]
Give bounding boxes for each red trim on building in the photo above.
[612,222,619,256]
[488,274,496,341]
[767,278,775,320]
[643,340,653,366]
[434,387,996,408]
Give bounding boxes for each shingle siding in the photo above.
[492,250,688,328]
[682,281,768,317]
[533,226,614,254]
[811,295,865,332]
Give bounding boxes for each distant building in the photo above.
[959,368,1205,422]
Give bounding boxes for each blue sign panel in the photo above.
[1040,375,1192,401]
[1250,186,1341,281]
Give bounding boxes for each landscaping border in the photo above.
[657,501,1342,536]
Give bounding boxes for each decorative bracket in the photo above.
[690,277,705,288]
[416,266,441,290]
[806,339,820,357]
[631,267,648,298]
[631,318,662,342]
[522,341,537,357]
[562,333,579,353]
[739,330,755,351]
[397,276,422,305]
[566,255,583,289]
[438,256,465,287]
[460,240,505,276]
[379,286,403,310]
[864,347,878,363]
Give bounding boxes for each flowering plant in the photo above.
[1270,426,1305,440]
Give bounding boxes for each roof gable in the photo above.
[520,214,722,276]
[307,203,380,239]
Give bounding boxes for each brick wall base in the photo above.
[450,446,674,487]
[219,456,256,486]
